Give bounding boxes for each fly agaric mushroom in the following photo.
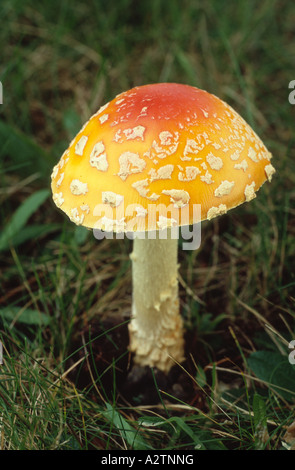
[51,83,275,373]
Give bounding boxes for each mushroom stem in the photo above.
[128,231,184,372]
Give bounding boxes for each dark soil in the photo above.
[66,313,242,411]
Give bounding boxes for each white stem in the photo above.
[128,232,184,372]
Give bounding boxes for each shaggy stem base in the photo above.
[128,233,184,372]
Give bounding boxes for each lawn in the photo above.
[0,0,294,451]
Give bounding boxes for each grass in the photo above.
[0,0,295,451]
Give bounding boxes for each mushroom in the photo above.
[51,83,275,373]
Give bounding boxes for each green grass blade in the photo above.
[0,121,55,180]
[5,223,60,249]
[0,306,51,326]
[252,393,269,450]
[0,189,50,252]
[102,403,150,450]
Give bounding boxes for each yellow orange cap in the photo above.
[51,83,275,232]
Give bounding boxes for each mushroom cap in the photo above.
[51,83,275,232]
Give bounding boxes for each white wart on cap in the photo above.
[51,83,275,230]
